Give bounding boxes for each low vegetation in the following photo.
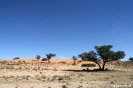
[129,57,133,61]
[81,63,96,67]
[42,58,47,61]
[13,57,20,60]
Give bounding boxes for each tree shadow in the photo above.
[62,69,112,72]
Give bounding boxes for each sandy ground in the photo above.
[0,59,133,88]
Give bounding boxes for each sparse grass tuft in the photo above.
[62,85,67,88]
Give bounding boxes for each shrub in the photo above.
[60,61,66,64]
[81,63,96,67]
[13,57,20,60]
[129,57,133,61]
[78,60,82,63]
[62,85,67,88]
[42,58,47,61]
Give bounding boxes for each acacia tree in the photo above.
[72,56,77,65]
[78,45,126,70]
[36,55,41,61]
[129,57,133,61]
[46,53,56,63]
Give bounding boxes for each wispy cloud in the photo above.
[58,56,65,58]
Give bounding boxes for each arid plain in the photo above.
[0,58,133,88]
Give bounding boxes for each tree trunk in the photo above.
[73,60,76,65]
[94,62,101,69]
[102,61,106,70]
[48,59,50,63]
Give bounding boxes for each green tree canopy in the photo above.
[36,55,41,61]
[129,57,133,61]
[72,55,77,65]
[42,58,47,61]
[78,45,126,70]
[13,57,20,60]
[46,53,56,63]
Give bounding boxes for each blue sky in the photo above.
[0,0,133,61]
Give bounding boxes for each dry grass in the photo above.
[0,59,133,88]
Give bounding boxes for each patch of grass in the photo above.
[81,63,96,67]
